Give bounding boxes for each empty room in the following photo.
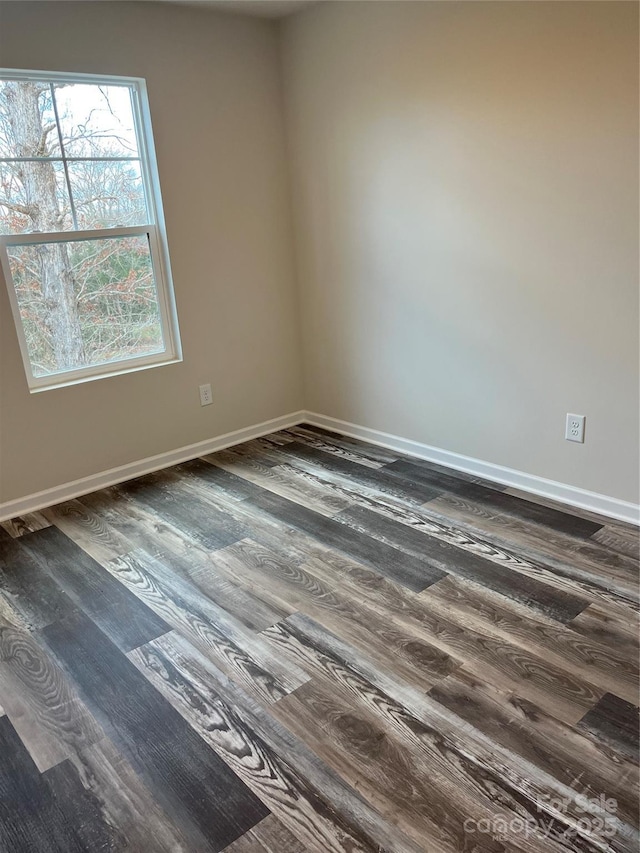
[0,0,638,850]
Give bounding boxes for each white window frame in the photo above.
[0,68,182,393]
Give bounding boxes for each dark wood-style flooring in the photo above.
[0,424,638,852]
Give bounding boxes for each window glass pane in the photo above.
[7,235,165,377]
[55,84,139,158]
[0,81,60,158]
[0,159,72,234]
[69,159,148,229]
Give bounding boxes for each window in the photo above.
[0,70,181,391]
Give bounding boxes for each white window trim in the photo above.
[0,68,182,393]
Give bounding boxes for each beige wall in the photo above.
[0,1,303,503]
[1,1,638,509]
[281,0,639,504]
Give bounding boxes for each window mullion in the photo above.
[49,82,79,230]
[0,224,154,248]
[0,156,141,163]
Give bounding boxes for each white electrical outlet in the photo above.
[565,413,585,443]
[199,383,213,406]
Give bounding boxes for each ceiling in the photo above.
[156,0,319,17]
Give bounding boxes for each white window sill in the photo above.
[28,353,182,393]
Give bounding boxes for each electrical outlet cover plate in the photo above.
[199,383,213,406]
[566,413,585,443]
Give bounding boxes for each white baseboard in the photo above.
[304,411,640,526]
[0,410,305,522]
[2,407,637,526]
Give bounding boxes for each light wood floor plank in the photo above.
[106,549,309,703]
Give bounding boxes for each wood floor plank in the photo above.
[67,735,197,852]
[426,492,639,584]
[289,424,507,488]
[189,503,609,724]
[184,457,267,502]
[19,526,170,652]
[215,538,459,692]
[120,471,249,550]
[43,498,134,566]
[504,488,635,531]
[0,534,77,630]
[175,471,362,577]
[246,528,604,722]
[422,574,639,703]
[106,549,308,702]
[591,526,640,560]
[0,618,103,772]
[0,714,86,853]
[131,630,426,853]
[182,457,434,610]
[278,442,444,504]
[53,494,287,633]
[159,549,289,633]
[270,544,605,725]
[375,451,509,490]
[272,674,609,853]
[265,615,637,851]
[568,601,640,658]
[244,490,446,592]
[223,814,307,852]
[262,455,417,517]
[270,679,469,853]
[207,449,353,516]
[0,712,194,853]
[420,496,639,597]
[335,503,588,622]
[81,485,215,564]
[78,483,293,636]
[40,758,120,852]
[400,602,606,726]
[424,495,639,589]
[255,457,633,613]
[428,668,639,831]
[379,459,516,499]
[283,427,391,468]
[0,589,31,632]
[41,609,270,853]
[418,495,640,609]
[577,693,640,761]
[261,431,296,446]
[390,459,603,538]
[219,440,289,469]
[0,512,51,538]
